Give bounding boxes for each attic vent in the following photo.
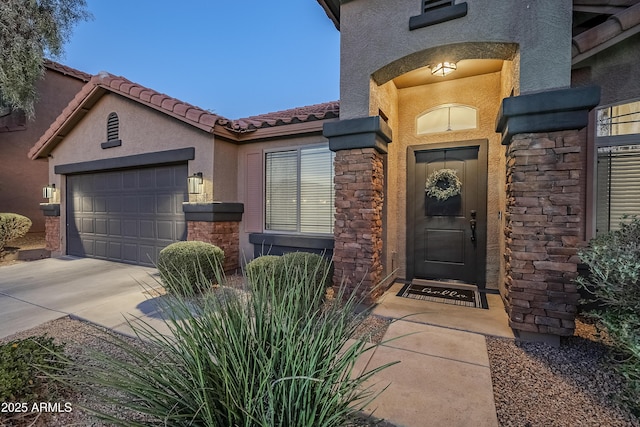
[423,0,453,13]
[101,112,122,149]
[107,112,119,140]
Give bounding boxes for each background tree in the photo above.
[0,0,91,118]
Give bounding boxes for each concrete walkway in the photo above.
[0,258,512,427]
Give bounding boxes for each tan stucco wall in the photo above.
[339,0,572,119]
[381,71,506,289]
[0,70,85,232]
[48,94,219,254]
[236,133,332,263]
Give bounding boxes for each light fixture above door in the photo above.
[430,62,457,77]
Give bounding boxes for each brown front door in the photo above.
[409,141,487,286]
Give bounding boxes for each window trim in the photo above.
[592,99,640,237]
[263,142,335,237]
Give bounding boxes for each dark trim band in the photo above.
[324,116,393,154]
[496,86,601,145]
[183,202,244,222]
[54,147,195,174]
[39,203,60,217]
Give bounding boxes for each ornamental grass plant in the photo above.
[57,254,397,426]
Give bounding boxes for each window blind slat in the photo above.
[596,146,640,233]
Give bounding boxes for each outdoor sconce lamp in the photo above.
[430,61,457,77]
[42,184,55,199]
[187,172,203,194]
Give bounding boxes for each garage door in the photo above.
[67,164,188,266]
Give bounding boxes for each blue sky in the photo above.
[58,1,340,119]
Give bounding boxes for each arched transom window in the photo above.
[417,104,477,135]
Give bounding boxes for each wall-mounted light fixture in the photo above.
[42,184,56,199]
[430,62,457,77]
[187,172,203,194]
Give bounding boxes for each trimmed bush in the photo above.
[245,252,333,305]
[245,255,281,280]
[281,251,332,288]
[0,213,32,252]
[577,216,640,415]
[157,241,224,295]
[0,336,65,402]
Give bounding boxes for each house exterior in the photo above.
[30,0,640,340]
[316,0,640,339]
[28,72,339,271]
[0,61,90,232]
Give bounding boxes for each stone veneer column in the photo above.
[182,203,243,273]
[40,203,60,252]
[504,130,585,336]
[324,116,392,303]
[496,86,600,339]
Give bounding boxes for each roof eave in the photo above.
[213,117,339,143]
[317,0,340,30]
[28,85,108,159]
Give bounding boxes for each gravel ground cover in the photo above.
[488,318,639,427]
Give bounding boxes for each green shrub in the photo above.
[0,335,65,402]
[245,255,281,280]
[61,260,396,426]
[576,216,640,415]
[157,241,224,295]
[0,213,32,252]
[281,251,332,287]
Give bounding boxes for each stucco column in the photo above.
[324,116,392,303]
[496,86,600,339]
[183,202,244,273]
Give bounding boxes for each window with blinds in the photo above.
[265,146,335,234]
[596,145,640,234]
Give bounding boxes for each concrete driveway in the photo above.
[0,256,163,339]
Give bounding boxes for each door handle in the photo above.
[470,210,477,242]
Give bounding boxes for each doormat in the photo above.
[397,281,487,309]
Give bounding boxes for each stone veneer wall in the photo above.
[333,147,385,303]
[187,221,240,272]
[504,130,584,336]
[44,216,60,252]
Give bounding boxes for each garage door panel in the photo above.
[123,196,138,213]
[107,172,122,190]
[95,218,108,235]
[122,244,138,262]
[157,195,173,213]
[140,196,155,213]
[95,240,108,258]
[123,219,137,237]
[123,171,137,188]
[95,197,107,212]
[82,197,93,212]
[81,238,95,256]
[67,164,187,266]
[107,197,122,213]
[157,221,174,240]
[82,218,94,233]
[140,220,155,239]
[139,169,155,188]
[109,219,121,236]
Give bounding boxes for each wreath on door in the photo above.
[425,168,462,201]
